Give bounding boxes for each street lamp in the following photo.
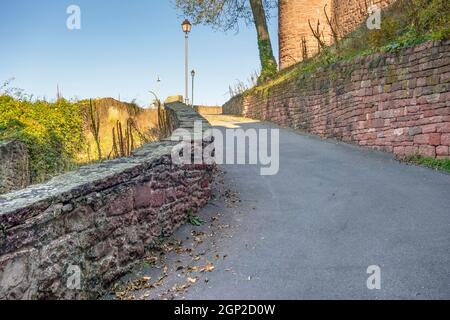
[182,19,192,105]
[156,75,161,99]
[191,69,195,107]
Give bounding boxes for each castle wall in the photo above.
[279,0,397,70]
[225,41,450,160]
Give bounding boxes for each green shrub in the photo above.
[0,95,84,183]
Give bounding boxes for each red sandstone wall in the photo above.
[332,0,396,36]
[279,0,397,69]
[279,0,332,69]
[225,41,450,159]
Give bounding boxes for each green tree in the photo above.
[175,0,278,83]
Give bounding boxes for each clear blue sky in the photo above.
[0,0,279,106]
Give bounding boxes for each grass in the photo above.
[187,209,205,227]
[404,155,450,173]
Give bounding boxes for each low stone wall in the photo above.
[194,105,223,115]
[0,141,31,195]
[224,41,450,159]
[0,103,214,300]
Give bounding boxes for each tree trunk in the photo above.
[249,0,278,83]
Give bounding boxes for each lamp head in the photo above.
[182,19,192,34]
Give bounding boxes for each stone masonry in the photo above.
[224,41,450,159]
[279,0,397,69]
[332,0,396,37]
[279,0,331,69]
[0,103,215,299]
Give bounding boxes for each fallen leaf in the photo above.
[187,277,197,284]
[200,262,215,273]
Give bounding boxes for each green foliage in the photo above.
[174,0,277,32]
[407,0,450,34]
[0,95,84,183]
[369,0,450,51]
[405,155,450,173]
[187,209,205,226]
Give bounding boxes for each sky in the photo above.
[0,0,279,106]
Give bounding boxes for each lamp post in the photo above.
[181,19,192,105]
[156,75,161,100]
[191,69,195,107]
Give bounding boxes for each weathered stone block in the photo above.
[441,134,450,146]
[419,145,436,158]
[436,146,449,156]
[64,206,95,233]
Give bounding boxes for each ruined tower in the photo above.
[279,0,397,70]
[278,0,331,70]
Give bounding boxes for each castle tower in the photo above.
[332,0,396,36]
[278,0,332,70]
[278,0,397,70]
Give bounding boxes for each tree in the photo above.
[175,0,278,83]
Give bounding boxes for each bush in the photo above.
[0,95,84,183]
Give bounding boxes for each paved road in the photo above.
[114,116,450,300]
[182,115,450,300]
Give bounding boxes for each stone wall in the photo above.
[194,105,223,116]
[0,141,31,195]
[0,103,215,300]
[224,41,450,159]
[278,0,397,69]
[332,0,396,37]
